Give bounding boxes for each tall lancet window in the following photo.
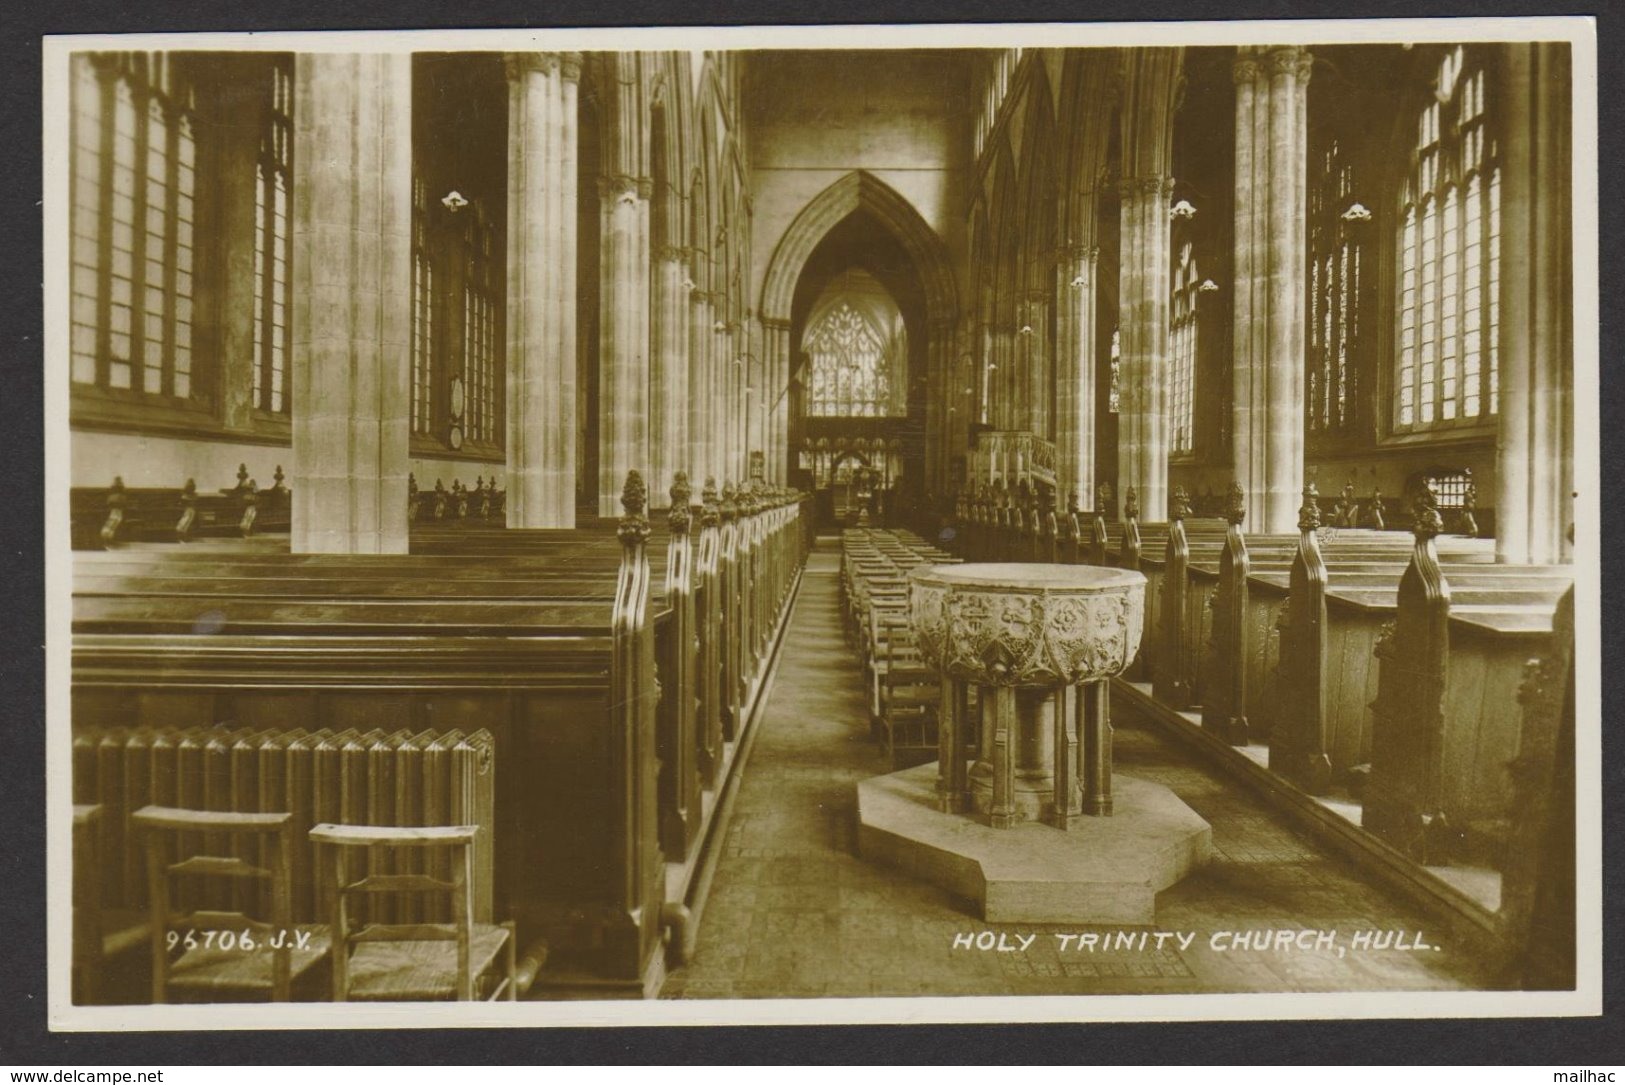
[806,301,895,418]
[70,53,200,402]
[1308,134,1363,435]
[1395,46,1500,432]
[408,56,506,456]
[253,55,293,414]
[799,269,906,423]
[1169,241,1198,455]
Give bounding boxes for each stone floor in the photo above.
[660,540,1495,1000]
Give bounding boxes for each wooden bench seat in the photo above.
[72,473,812,998]
[942,483,1575,905]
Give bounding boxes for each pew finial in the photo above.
[700,477,720,529]
[1223,481,1246,527]
[1368,482,1386,530]
[1411,481,1443,540]
[1123,486,1139,521]
[669,472,693,535]
[1298,483,1322,533]
[1170,485,1190,522]
[619,470,651,545]
[720,482,739,522]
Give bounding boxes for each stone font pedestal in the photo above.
[856,562,1212,923]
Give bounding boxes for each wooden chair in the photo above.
[71,804,150,1005]
[132,806,329,1003]
[309,824,517,1002]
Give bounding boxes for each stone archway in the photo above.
[758,171,958,491]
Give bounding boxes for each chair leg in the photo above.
[505,921,518,1002]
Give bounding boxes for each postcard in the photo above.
[41,15,1600,1030]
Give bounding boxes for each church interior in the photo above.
[59,41,1579,1006]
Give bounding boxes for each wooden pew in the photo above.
[1268,483,1333,793]
[73,471,809,997]
[1498,582,1576,989]
[408,474,506,525]
[955,462,1572,971]
[71,467,290,550]
[1200,482,1250,745]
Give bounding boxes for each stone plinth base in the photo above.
[856,763,1212,924]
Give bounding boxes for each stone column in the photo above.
[689,286,712,491]
[1496,42,1573,564]
[599,174,652,517]
[1117,175,1175,522]
[928,319,957,495]
[990,323,1014,431]
[1023,291,1051,441]
[504,51,579,528]
[711,311,731,485]
[743,317,762,483]
[1056,245,1100,512]
[653,246,690,500]
[763,319,791,484]
[213,55,269,430]
[290,54,411,554]
[1231,46,1312,535]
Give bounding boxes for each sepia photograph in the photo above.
[38,14,1600,1032]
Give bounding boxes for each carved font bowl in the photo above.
[909,563,1146,687]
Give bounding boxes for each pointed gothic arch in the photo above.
[759,170,956,328]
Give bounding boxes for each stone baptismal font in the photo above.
[856,562,1212,924]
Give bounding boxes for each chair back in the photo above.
[71,804,103,1003]
[130,805,295,1003]
[308,824,479,1001]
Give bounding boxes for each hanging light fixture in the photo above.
[441,190,469,213]
[1341,202,1373,222]
[1170,199,1197,220]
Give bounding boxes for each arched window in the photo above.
[70,53,200,402]
[1395,46,1500,432]
[1308,135,1364,434]
[253,55,293,414]
[409,182,500,451]
[408,56,506,455]
[1169,241,1198,455]
[806,302,892,418]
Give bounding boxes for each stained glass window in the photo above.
[1169,242,1198,454]
[70,53,200,402]
[253,56,293,413]
[1308,136,1363,434]
[1395,46,1499,431]
[806,302,894,418]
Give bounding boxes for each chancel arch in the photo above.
[764,171,956,526]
